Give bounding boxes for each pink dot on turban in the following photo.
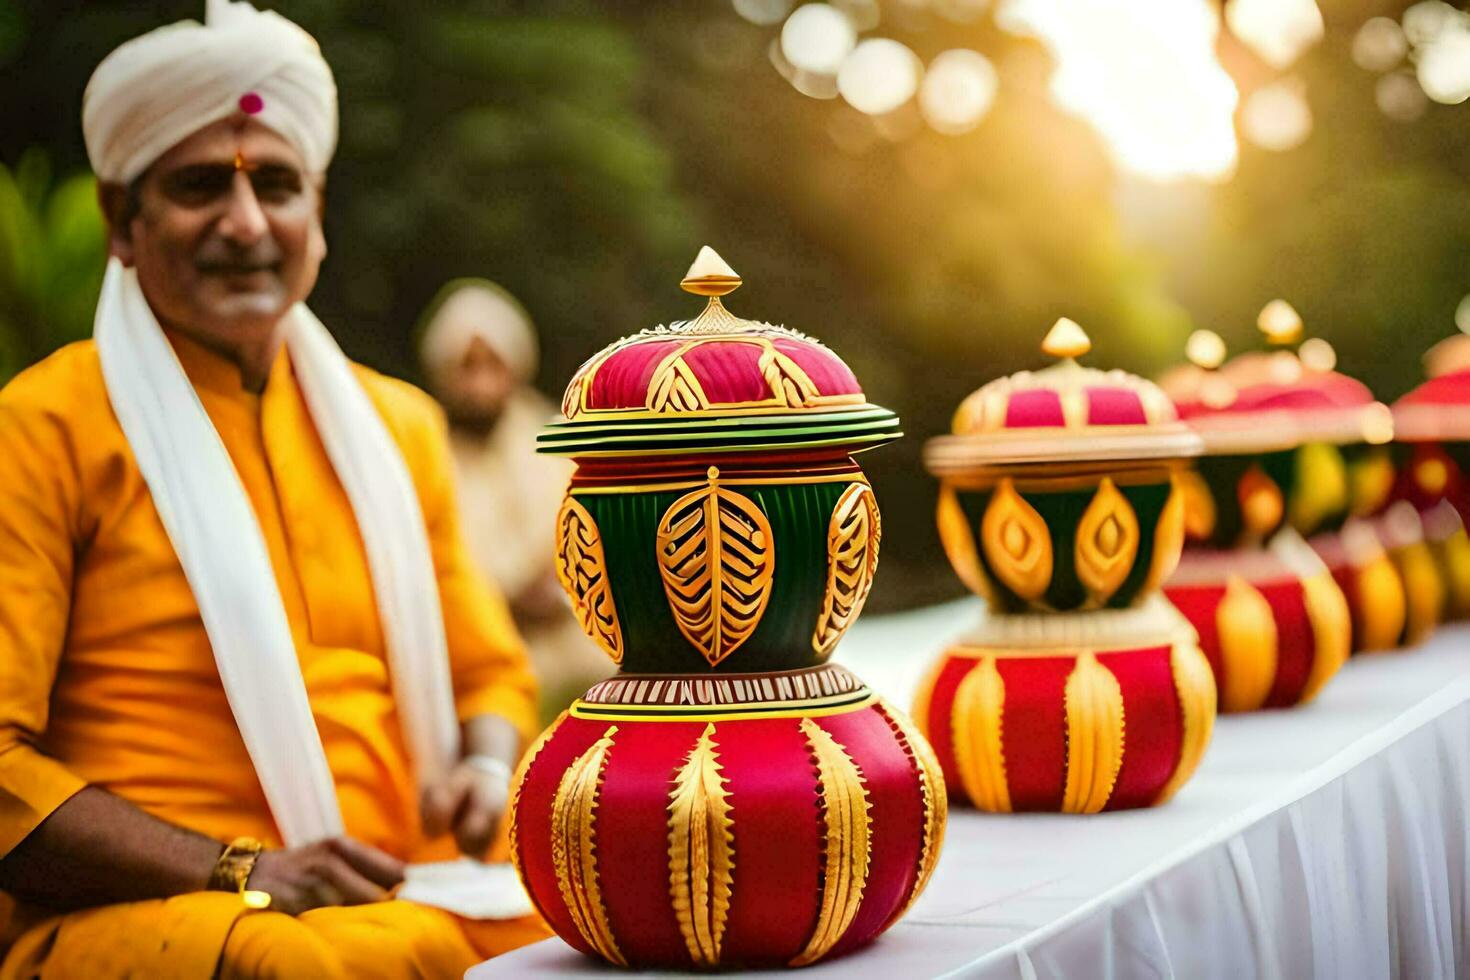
[239,92,264,115]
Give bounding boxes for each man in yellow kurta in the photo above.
[0,3,548,976]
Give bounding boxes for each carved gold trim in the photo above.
[555,497,624,665]
[1153,642,1216,805]
[657,467,776,668]
[936,484,995,602]
[668,723,736,967]
[551,726,625,965]
[1216,575,1278,712]
[1074,477,1141,606]
[791,718,873,967]
[980,478,1053,602]
[1061,651,1124,814]
[876,698,947,927]
[648,342,714,413]
[508,711,569,910]
[812,484,882,658]
[758,341,822,408]
[1142,477,1186,594]
[1299,571,1350,704]
[951,656,1011,813]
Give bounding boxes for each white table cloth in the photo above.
[471,601,1470,979]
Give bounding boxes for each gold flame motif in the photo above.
[813,483,882,658]
[951,655,1011,812]
[1060,651,1125,814]
[1074,477,1141,605]
[1153,643,1216,805]
[981,478,1053,602]
[1216,575,1278,712]
[667,723,736,967]
[550,726,625,966]
[791,718,872,966]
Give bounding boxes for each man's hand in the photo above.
[420,759,510,860]
[246,837,405,916]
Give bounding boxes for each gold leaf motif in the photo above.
[951,656,1011,813]
[1074,477,1140,606]
[1153,643,1216,805]
[656,468,776,668]
[875,699,947,927]
[791,718,872,967]
[1142,477,1186,594]
[551,726,626,966]
[980,478,1053,602]
[648,344,712,413]
[667,723,736,967]
[936,485,995,602]
[1299,571,1350,703]
[757,341,821,407]
[1216,575,1277,712]
[1061,651,1125,814]
[555,497,624,665]
[812,484,882,658]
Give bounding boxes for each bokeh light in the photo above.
[1352,17,1409,72]
[1225,0,1324,70]
[1456,294,1470,335]
[1401,0,1463,48]
[830,0,881,32]
[1416,20,1470,105]
[734,0,795,27]
[1298,336,1337,372]
[1376,70,1429,122]
[997,0,1239,183]
[919,49,998,135]
[838,38,922,116]
[1259,299,1304,343]
[1241,78,1313,152]
[1186,329,1227,370]
[781,4,856,76]
[770,37,841,99]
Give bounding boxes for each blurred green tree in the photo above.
[0,149,105,383]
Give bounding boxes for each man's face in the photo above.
[439,336,517,427]
[105,117,326,343]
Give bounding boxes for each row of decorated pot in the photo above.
[508,250,1467,969]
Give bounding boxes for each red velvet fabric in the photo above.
[992,657,1071,811]
[1164,582,1228,694]
[1085,386,1147,425]
[1394,369,1470,409]
[582,336,865,410]
[1004,389,1065,428]
[1100,646,1184,810]
[919,656,974,789]
[586,340,680,410]
[513,703,929,968]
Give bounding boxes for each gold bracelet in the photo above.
[208,837,271,908]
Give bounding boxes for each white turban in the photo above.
[419,281,540,387]
[83,0,337,184]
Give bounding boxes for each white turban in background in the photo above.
[419,281,540,387]
[82,0,337,184]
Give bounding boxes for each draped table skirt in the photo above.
[471,601,1470,980]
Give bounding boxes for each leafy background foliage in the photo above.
[0,0,1465,609]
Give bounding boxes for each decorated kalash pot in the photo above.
[1155,319,1352,713]
[917,318,1217,814]
[1209,302,1440,650]
[508,248,945,970]
[1390,326,1470,621]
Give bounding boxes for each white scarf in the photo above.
[94,257,458,846]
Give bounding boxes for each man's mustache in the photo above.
[194,240,284,274]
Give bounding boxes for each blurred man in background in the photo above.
[0,3,547,976]
[419,280,612,718]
